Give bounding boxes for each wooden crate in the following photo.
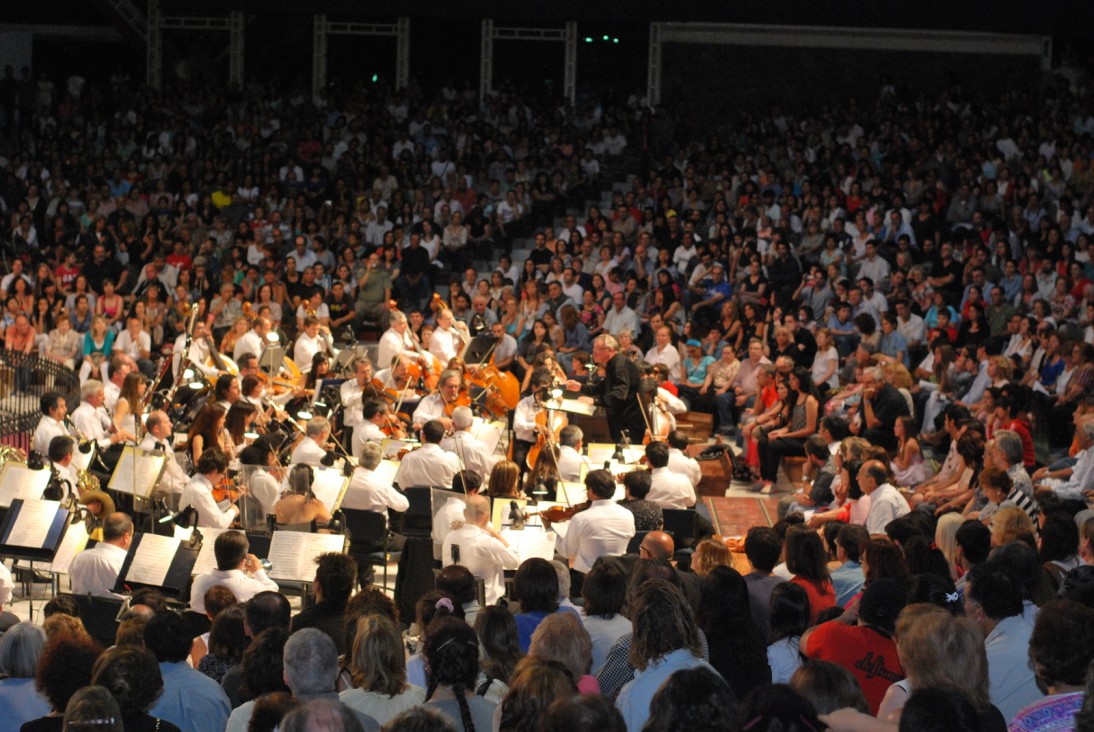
[676,412,714,440]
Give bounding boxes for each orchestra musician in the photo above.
[71,380,126,451]
[429,308,467,364]
[274,464,332,527]
[234,317,271,363]
[511,371,552,474]
[140,410,189,509]
[566,334,645,444]
[48,435,79,495]
[188,531,278,614]
[293,315,333,375]
[289,416,331,467]
[172,321,218,380]
[378,310,433,370]
[179,449,240,528]
[341,359,378,456]
[412,369,463,431]
[239,441,282,520]
[439,406,499,479]
[68,512,133,599]
[358,400,394,443]
[33,391,69,456]
[556,425,584,482]
[395,420,460,490]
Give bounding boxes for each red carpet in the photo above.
[705,496,782,537]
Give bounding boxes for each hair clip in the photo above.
[945,591,960,603]
[435,597,454,612]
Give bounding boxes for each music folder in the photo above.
[0,498,70,562]
[265,532,346,582]
[112,532,200,598]
[0,462,53,508]
[543,397,597,417]
[108,446,166,498]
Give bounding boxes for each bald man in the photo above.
[638,531,675,561]
[69,512,134,598]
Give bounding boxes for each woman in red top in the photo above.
[785,525,836,624]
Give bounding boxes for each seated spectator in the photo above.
[145,611,231,732]
[528,612,598,694]
[785,526,837,623]
[423,617,497,732]
[24,634,103,732]
[339,615,425,726]
[696,566,771,700]
[291,552,358,655]
[641,666,738,732]
[472,605,522,705]
[497,657,578,732]
[789,660,869,717]
[0,624,50,728]
[91,646,183,732]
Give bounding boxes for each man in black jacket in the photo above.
[567,334,644,443]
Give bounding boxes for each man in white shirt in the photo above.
[1035,421,1094,502]
[667,431,701,489]
[233,317,270,363]
[489,322,518,371]
[556,425,584,482]
[70,380,125,451]
[412,369,462,431]
[395,420,461,489]
[441,495,520,605]
[290,416,331,467]
[343,442,409,515]
[439,407,498,481]
[645,441,696,509]
[377,311,427,370]
[172,321,218,381]
[189,531,279,614]
[180,450,240,528]
[341,360,378,457]
[859,460,911,535]
[33,391,70,456]
[893,300,926,350]
[293,316,331,375]
[645,327,682,383]
[602,291,640,338]
[114,316,153,377]
[432,472,480,560]
[69,512,133,598]
[140,410,189,508]
[555,470,635,573]
[429,308,465,365]
[103,355,132,412]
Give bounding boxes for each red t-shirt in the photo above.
[803,621,905,715]
[1003,418,1036,469]
[790,576,836,624]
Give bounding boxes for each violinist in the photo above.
[440,406,498,479]
[556,425,584,482]
[239,442,281,521]
[179,449,241,529]
[289,416,331,467]
[555,469,635,574]
[359,400,399,442]
[411,369,463,431]
[274,464,332,528]
[293,315,332,375]
[395,420,460,490]
[342,359,379,455]
[511,371,552,474]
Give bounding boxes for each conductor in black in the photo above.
[567,333,644,444]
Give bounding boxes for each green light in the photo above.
[585,37,593,43]
[371,74,378,82]
[602,35,609,40]
[613,38,619,43]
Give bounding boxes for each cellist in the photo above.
[511,371,552,475]
[341,358,381,456]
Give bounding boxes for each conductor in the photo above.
[566,334,645,443]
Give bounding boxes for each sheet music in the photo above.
[49,521,89,574]
[381,438,415,459]
[0,464,51,508]
[109,447,166,498]
[125,534,179,586]
[586,443,643,465]
[7,499,60,549]
[190,528,231,576]
[490,499,561,531]
[373,460,399,486]
[501,527,558,563]
[543,397,596,416]
[267,532,346,582]
[470,419,504,455]
[310,467,348,513]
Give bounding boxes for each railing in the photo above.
[0,350,81,454]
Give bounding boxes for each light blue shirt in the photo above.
[831,560,864,608]
[0,677,51,729]
[984,615,1042,722]
[150,661,232,732]
[615,648,719,732]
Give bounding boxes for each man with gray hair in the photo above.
[1036,421,1094,502]
[69,512,133,598]
[70,379,124,450]
[991,430,1034,499]
[290,416,331,467]
[441,494,519,604]
[439,405,497,480]
[857,366,909,452]
[343,441,409,514]
[281,698,371,732]
[283,629,378,729]
[557,425,584,481]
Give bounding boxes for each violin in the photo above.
[532,501,590,525]
[381,410,408,439]
[442,390,472,418]
[212,476,245,503]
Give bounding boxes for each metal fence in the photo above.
[0,350,81,454]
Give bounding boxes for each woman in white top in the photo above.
[811,328,840,391]
[340,615,426,726]
[112,371,145,442]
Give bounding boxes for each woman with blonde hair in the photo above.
[876,604,1002,726]
[989,505,1036,547]
[78,314,114,382]
[487,460,521,499]
[340,614,426,725]
[934,512,965,581]
[112,371,146,441]
[691,538,733,576]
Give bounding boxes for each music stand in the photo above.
[112,532,201,599]
[265,532,346,582]
[310,465,351,514]
[259,345,286,375]
[0,462,53,508]
[0,498,71,617]
[464,335,498,364]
